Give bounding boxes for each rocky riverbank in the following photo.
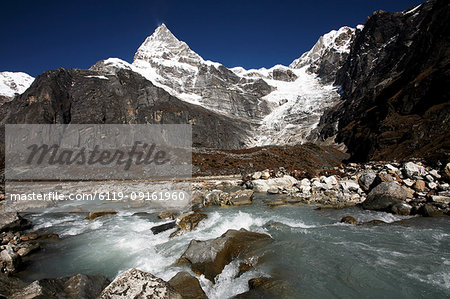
[0,160,448,298]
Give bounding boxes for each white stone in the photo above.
[340,180,360,192]
[403,162,426,178]
[252,175,298,193]
[251,171,262,180]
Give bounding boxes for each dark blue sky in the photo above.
[1,0,424,77]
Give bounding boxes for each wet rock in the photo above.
[204,190,230,206]
[340,216,357,224]
[168,271,207,299]
[37,233,60,240]
[17,242,41,257]
[234,277,295,298]
[151,221,177,235]
[176,212,207,233]
[362,182,407,211]
[391,203,412,216]
[132,212,150,216]
[0,274,27,298]
[178,229,272,282]
[99,268,181,298]
[229,190,254,206]
[403,162,426,179]
[0,245,21,273]
[418,204,443,217]
[359,219,389,226]
[85,211,117,220]
[9,273,110,299]
[158,210,180,220]
[0,213,31,233]
[358,171,376,191]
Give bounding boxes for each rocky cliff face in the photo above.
[319,0,450,163]
[0,68,252,150]
[290,26,358,83]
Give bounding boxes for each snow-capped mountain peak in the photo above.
[0,71,34,99]
[133,23,202,65]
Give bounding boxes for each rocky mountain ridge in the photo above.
[318,0,450,163]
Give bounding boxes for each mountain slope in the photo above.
[318,0,450,162]
[0,68,252,151]
[91,24,356,147]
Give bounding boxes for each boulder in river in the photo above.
[158,210,180,220]
[178,229,272,282]
[390,203,412,216]
[151,221,177,235]
[85,211,117,221]
[418,203,443,217]
[362,182,407,211]
[9,274,110,299]
[340,216,357,224]
[99,268,181,298]
[229,190,254,206]
[234,277,295,298]
[168,271,207,299]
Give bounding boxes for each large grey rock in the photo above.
[403,162,426,179]
[99,268,181,299]
[178,229,272,282]
[358,171,377,192]
[170,212,208,237]
[0,245,21,273]
[9,274,110,299]
[362,182,407,211]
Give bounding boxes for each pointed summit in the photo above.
[133,24,202,64]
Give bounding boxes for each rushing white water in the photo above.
[20,194,450,298]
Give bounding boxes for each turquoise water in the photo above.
[18,194,450,298]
